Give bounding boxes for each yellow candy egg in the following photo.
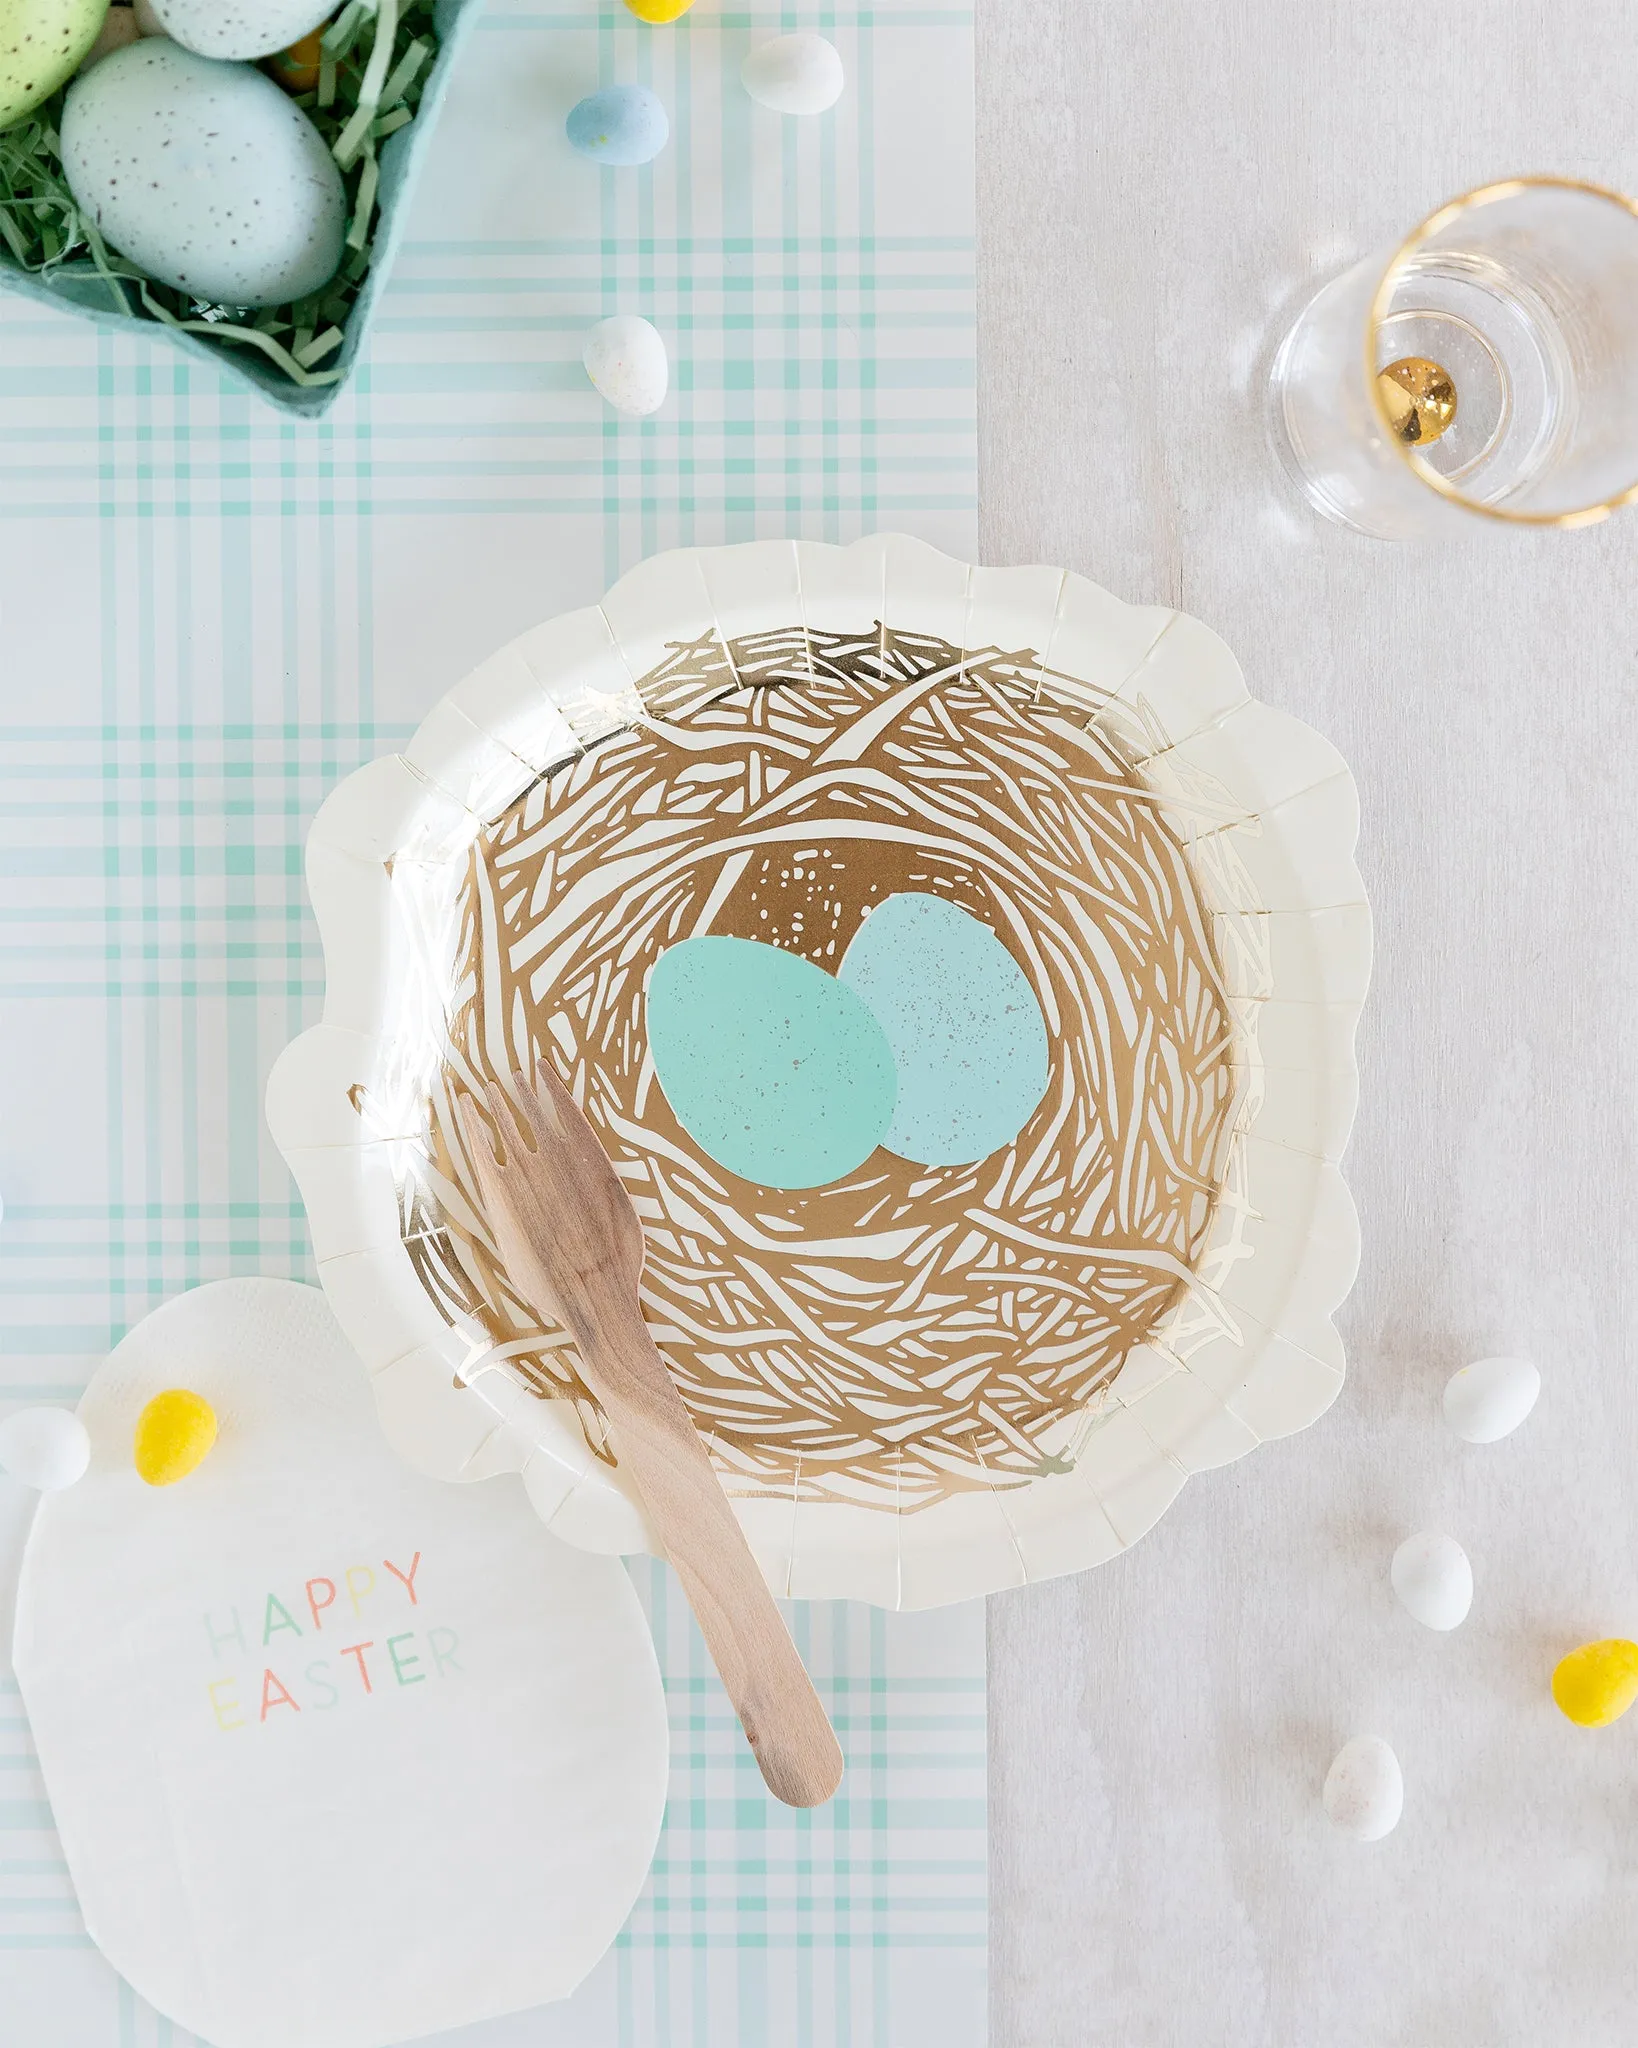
[623,0,695,22]
[134,1389,218,1487]
[264,26,322,94]
[1552,1639,1638,1727]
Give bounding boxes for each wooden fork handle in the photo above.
[579,1301,844,1810]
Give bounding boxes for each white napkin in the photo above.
[12,1278,668,2048]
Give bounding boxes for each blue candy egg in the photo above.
[646,936,896,1189]
[566,85,670,166]
[837,893,1049,1167]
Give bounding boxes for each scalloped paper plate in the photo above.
[267,536,1371,1608]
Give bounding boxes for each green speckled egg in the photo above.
[0,0,109,131]
[647,935,897,1189]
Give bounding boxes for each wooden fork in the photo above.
[456,1068,845,1810]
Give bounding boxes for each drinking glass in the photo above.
[1269,178,1638,538]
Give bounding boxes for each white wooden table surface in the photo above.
[978,4,1638,2043]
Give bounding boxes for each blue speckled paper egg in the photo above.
[837,892,1048,1167]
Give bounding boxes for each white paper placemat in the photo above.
[0,3,982,2043]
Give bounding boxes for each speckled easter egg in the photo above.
[566,83,669,165]
[1322,1736,1403,1841]
[146,0,333,61]
[61,39,346,307]
[582,312,668,415]
[836,891,1048,1167]
[0,0,109,129]
[741,32,844,116]
[647,935,897,1189]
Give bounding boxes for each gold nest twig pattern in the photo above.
[406,624,1242,1511]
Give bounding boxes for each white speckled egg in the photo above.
[741,32,844,116]
[583,313,668,415]
[1390,1530,1473,1630]
[0,0,110,129]
[0,1406,90,1491]
[1442,1354,1540,1443]
[61,39,345,307]
[1322,1736,1403,1841]
[147,0,333,61]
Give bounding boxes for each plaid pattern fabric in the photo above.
[0,2,981,2043]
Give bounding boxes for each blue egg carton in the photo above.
[0,0,480,418]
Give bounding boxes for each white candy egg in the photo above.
[1322,1736,1403,1841]
[147,0,334,61]
[0,1406,90,1492]
[582,314,668,416]
[741,32,844,116]
[1442,1354,1540,1443]
[1390,1530,1473,1630]
[62,40,345,308]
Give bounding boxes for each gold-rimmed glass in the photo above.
[1269,178,1638,538]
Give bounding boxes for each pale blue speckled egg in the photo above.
[147,0,333,61]
[837,892,1049,1168]
[61,38,345,307]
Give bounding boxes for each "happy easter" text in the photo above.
[201,1549,460,1731]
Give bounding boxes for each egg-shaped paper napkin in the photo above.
[267,535,1371,1607]
[11,1279,668,2048]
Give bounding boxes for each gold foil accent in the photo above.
[1377,356,1457,446]
[407,627,1243,1512]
